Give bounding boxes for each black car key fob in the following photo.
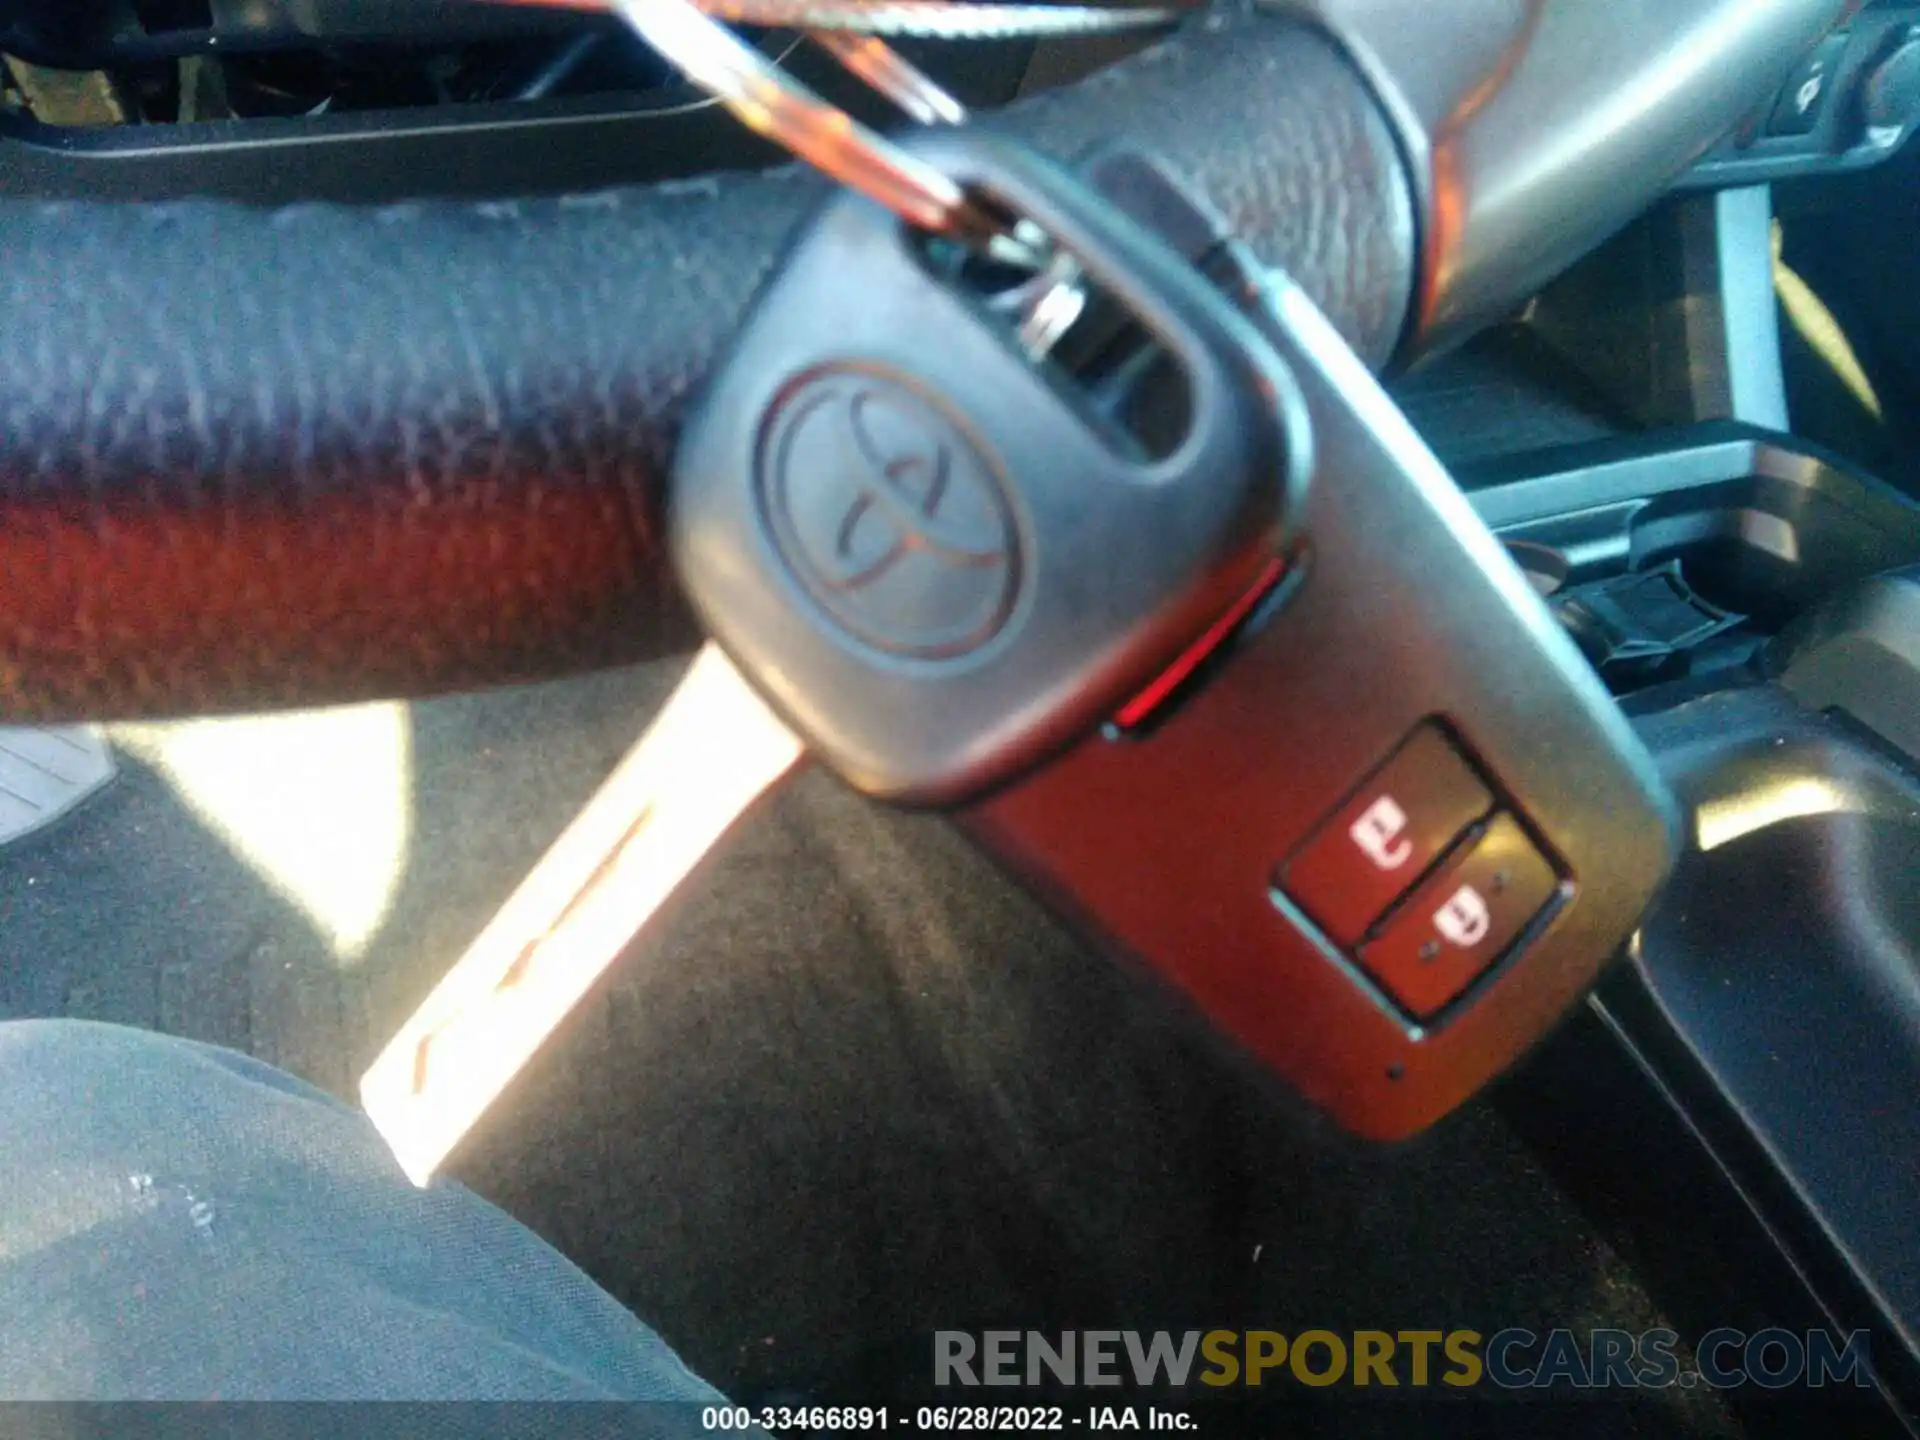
[671,130,1680,1140]
[675,130,1310,805]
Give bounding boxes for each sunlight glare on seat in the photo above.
[109,704,413,968]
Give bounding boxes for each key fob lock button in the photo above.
[1356,813,1561,1019]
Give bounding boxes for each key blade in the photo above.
[360,643,804,1187]
[604,0,986,239]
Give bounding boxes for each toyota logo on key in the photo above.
[759,367,1022,661]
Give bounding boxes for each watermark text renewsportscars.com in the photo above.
[933,1328,1875,1391]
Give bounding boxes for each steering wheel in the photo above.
[0,0,1844,725]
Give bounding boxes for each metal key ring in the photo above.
[696,0,1186,35]
[801,29,1093,356]
[807,29,967,126]
[609,0,1006,242]
[505,0,1188,40]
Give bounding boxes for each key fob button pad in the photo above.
[1278,723,1493,947]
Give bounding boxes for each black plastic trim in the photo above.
[1464,423,1920,625]
[0,38,1034,202]
[1609,685,1920,1429]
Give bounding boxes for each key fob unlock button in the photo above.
[1280,725,1492,945]
[1357,814,1560,1020]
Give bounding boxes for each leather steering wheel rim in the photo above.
[0,0,1416,722]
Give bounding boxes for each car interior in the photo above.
[3,1,1920,1435]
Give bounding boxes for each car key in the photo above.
[364,129,1678,1184]
[361,128,1307,1185]
[675,129,1678,1139]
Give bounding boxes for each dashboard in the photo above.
[2,1,1917,203]
[0,2,1045,202]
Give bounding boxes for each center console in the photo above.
[1423,183,1920,1435]
[1471,438,1920,1432]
